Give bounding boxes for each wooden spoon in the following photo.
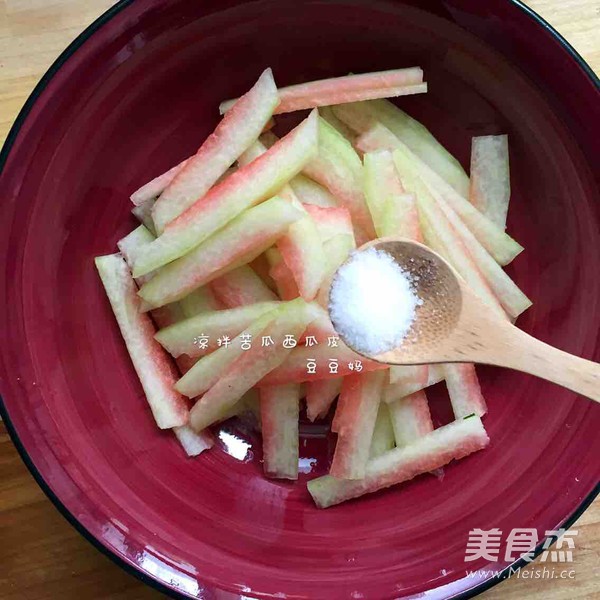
[329,238,600,404]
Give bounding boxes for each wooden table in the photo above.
[0,1,598,598]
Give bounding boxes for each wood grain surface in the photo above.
[0,1,598,598]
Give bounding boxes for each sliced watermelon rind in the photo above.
[132,111,319,277]
[260,383,301,480]
[308,416,489,508]
[95,253,188,429]
[189,299,317,431]
[137,196,304,309]
[152,68,279,232]
[219,68,425,114]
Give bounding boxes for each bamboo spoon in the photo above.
[329,238,600,404]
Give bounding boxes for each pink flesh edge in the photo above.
[149,302,192,361]
[260,383,301,480]
[219,68,425,114]
[163,112,315,237]
[276,237,318,300]
[330,371,387,480]
[272,82,428,115]
[132,111,318,277]
[138,197,303,309]
[130,158,189,206]
[303,204,354,243]
[117,225,192,329]
[356,123,400,154]
[131,160,238,209]
[276,213,326,301]
[306,377,343,421]
[249,254,278,292]
[210,265,278,308]
[387,390,434,447]
[151,69,279,232]
[269,257,300,300]
[304,118,376,243]
[298,320,335,347]
[148,306,204,380]
[95,254,188,429]
[117,228,213,451]
[308,416,489,508]
[238,142,327,302]
[254,133,346,220]
[273,189,327,303]
[443,363,488,419]
[359,138,423,243]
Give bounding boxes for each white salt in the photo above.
[329,248,421,355]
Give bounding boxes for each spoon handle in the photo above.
[472,322,600,404]
[441,282,600,403]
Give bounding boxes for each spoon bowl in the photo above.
[331,238,600,405]
[347,238,464,363]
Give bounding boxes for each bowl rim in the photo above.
[0,0,598,598]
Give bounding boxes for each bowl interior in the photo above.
[1,1,599,599]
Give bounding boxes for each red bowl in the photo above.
[1,0,599,598]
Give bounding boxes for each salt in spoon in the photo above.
[329,238,600,404]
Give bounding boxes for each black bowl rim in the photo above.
[0,0,598,598]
